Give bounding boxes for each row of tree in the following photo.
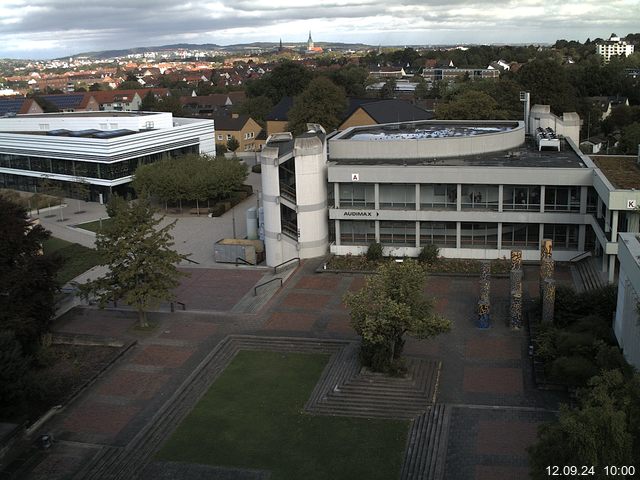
[132,154,248,213]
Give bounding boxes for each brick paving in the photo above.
[19,260,575,480]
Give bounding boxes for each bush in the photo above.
[418,244,439,264]
[251,164,262,173]
[366,242,383,262]
[554,285,617,327]
[549,355,598,387]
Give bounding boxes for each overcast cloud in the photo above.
[0,0,638,59]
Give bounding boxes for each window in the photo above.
[379,184,415,209]
[420,222,456,247]
[460,223,499,247]
[340,220,375,245]
[226,134,232,141]
[217,134,223,141]
[109,123,118,130]
[339,183,374,208]
[461,185,499,210]
[502,223,540,248]
[503,185,541,211]
[543,224,578,250]
[420,184,456,210]
[380,221,415,246]
[544,186,580,212]
[38,123,49,131]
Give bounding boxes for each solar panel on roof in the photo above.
[0,99,25,115]
[41,94,84,109]
[69,129,101,137]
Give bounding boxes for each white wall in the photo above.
[614,233,640,370]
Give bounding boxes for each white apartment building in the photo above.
[596,34,635,63]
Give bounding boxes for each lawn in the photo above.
[43,237,102,284]
[157,351,409,480]
[74,217,113,233]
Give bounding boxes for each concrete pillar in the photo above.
[605,208,611,233]
[456,184,462,212]
[578,224,586,252]
[415,184,420,211]
[497,223,503,250]
[612,210,619,241]
[609,255,616,283]
[456,221,461,249]
[415,221,420,248]
[580,186,588,214]
[374,183,380,210]
[334,183,340,208]
[335,220,341,246]
[542,278,556,323]
[498,185,504,213]
[375,220,380,243]
[540,185,545,213]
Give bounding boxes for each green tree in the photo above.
[515,58,577,113]
[618,122,640,154]
[80,195,187,328]
[140,90,158,111]
[378,78,397,99]
[414,78,429,100]
[529,370,637,478]
[0,197,59,352]
[238,95,273,126]
[330,64,369,97]
[286,76,347,134]
[245,60,313,104]
[226,136,240,152]
[70,177,90,213]
[155,94,183,116]
[343,260,451,372]
[436,90,509,120]
[0,331,32,415]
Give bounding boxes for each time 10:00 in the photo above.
[546,466,636,476]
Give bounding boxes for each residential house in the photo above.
[339,99,433,130]
[214,114,263,152]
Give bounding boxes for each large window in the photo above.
[420,184,456,210]
[461,185,499,210]
[544,186,580,212]
[340,220,375,245]
[339,183,374,209]
[543,224,579,250]
[420,222,456,247]
[587,187,598,214]
[379,221,416,246]
[379,184,415,210]
[503,185,541,211]
[502,223,540,248]
[460,223,499,247]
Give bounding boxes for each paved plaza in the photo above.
[17,259,572,480]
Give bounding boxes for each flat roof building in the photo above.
[0,111,215,202]
[259,108,640,284]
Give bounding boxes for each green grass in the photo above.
[74,218,113,233]
[157,351,409,480]
[43,237,102,284]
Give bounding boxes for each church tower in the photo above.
[307,31,314,51]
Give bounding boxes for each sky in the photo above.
[0,0,638,59]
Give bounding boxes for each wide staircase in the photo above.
[570,253,607,292]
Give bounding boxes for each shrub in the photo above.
[365,242,383,262]
[549,355,598,387]
[251,164,262,173]
[418,244,439,264]
[554,285,617,327]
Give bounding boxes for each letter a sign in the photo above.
[351,173,359,181]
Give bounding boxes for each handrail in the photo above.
[235,257,254,266]
[254,277,283,296]
[273,257,300,274]
[170,301,186,312]
[569,251,592,263]
[183,256,200,265]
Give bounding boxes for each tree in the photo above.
[70,177,90,213]
[378,78,397,99]
[343,260,451,372]
[618,122,640,154]
[515,58,577,114]
[286,76,347,134]
[226,136,240,152]
[245,60,314,103]
[330,64,369,97]
[529,370,637,478]
[140,90,158,111]
[238,95,273,126]
[0,196,59,353]
[436,90,510,120]
[80,195,188,328]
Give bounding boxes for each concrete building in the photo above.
[259,107,640,283]
[614,233,640,370]
[0,111,215,202]
[596,34,635,63]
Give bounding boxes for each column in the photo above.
[335,220,341,246]
[579,186,588,214]
[375,220,380,243]
[334,183,340,208]
[540,185,545,213]
[611,210,619,240]
[456,221,461,249]
[415,221,420,248]
[498,185,504,213]
[415,184,420,211]
[578,224,586,252]
[374,183,380,210]
[456,184,462,211]
[497,223,503,251]
[609,255,616,284]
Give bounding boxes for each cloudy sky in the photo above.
[0,0,638,59]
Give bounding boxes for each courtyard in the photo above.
[16,258,570,480]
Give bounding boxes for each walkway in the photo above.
[18,259,571,480]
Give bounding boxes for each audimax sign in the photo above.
[341,210,379,217]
